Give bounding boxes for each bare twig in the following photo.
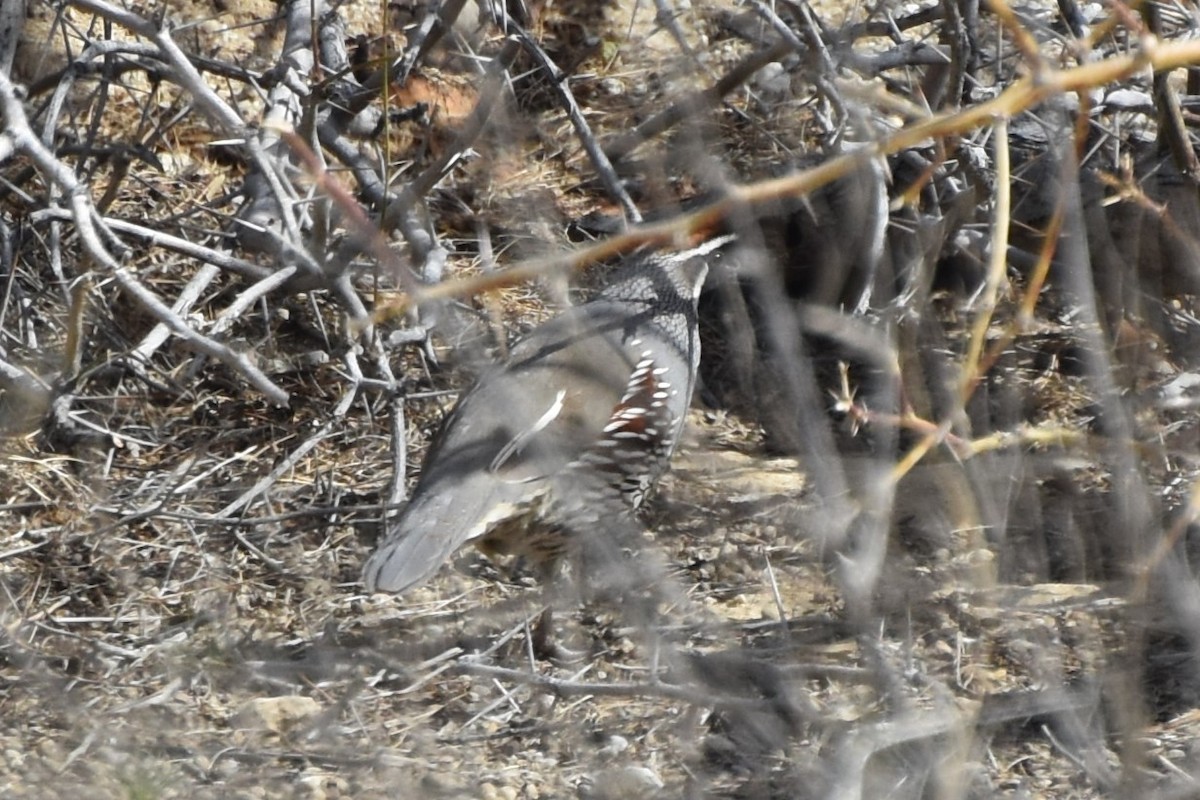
[604,39,794,162]
[0,69,290,405]
[506,21,641,222]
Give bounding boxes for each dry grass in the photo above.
[4,0,1200,798]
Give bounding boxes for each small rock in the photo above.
[753,62,790,99]
[35,739,64,767]
[298,774,349,799]
[1103,88,1152,111]
[597,734,629,760]
[578,766,664,800]
[234,695,321,734]
[599,78,624,96]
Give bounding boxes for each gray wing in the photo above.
[361,469,553,593]
[362,302,643,594]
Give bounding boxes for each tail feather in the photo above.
[362,476,543,593]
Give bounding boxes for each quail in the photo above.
[362,237,730,598]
